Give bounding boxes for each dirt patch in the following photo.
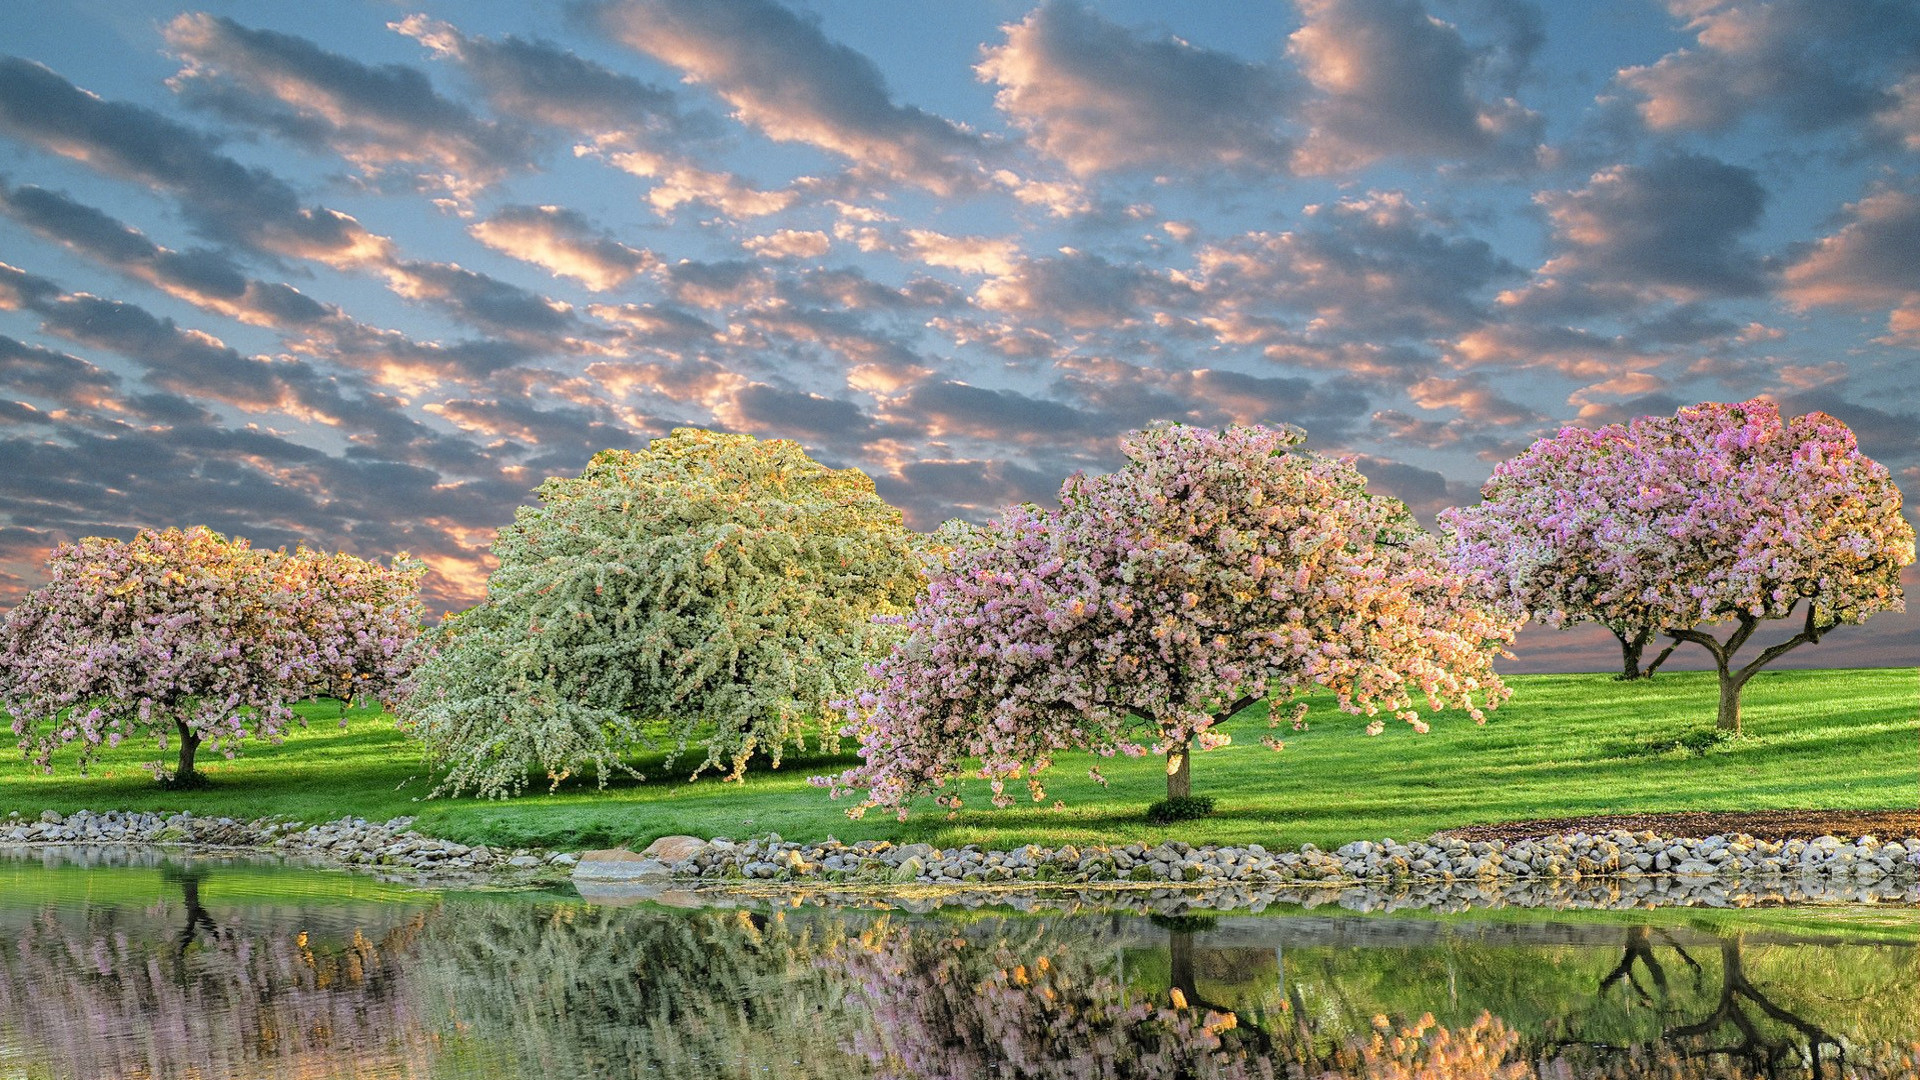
[1434,808,1919,843]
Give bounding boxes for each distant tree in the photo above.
[395,428,924,798]
[0,527,422,784]
[1444,423,1680,680]
[1451,400,1913,733]
[277,546,426,711]
[823,423,1517,819]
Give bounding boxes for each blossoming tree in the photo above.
[1451,400,1913,733]
[395,428,924,797]
[1443,423,1681,679]
[0,527,423,784]
[277,546,427,709]
[823,423,1518,819]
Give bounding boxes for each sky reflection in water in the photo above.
[0,851,1915,1079]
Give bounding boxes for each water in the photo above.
[1,848,1915,1079]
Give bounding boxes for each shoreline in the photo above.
[7,807,1918,913]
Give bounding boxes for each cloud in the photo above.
[1522,152,1768,303]
[1449,322,1657,379]
[1615,0,1920,137]
[605,148,798,218]
[0,186,570,392]
[892,380,1096,445]
[25,291,312,414]
[976,250,1194,329]
[1194,191,1520,340]
[1288,0,1543,173]
[586,302,719,347]
[380,259,591,343]
[1049,358,1375,444]
[976,0,1294,177]
[0,334,121,411]
[4,264,528,462]
[0,57,389,265]
[1781,182,1920,344]
[1348,453,1479,525]
[741,229,831,261]
[396,16,789,224]
[393,14,689,141]
[164,14,532,198]
[880,457,1062,528]
[469,204,659,290]
[422,395,645,456]
[1406,372,1541,425]
[903,230,1021,276]
[1881,76,1920,150]
[0,182,334,327]
[0,61,603,353]
[0,408,520,613]
[664,258,772,309]
[731,383,874,441]
[587,0,989,192]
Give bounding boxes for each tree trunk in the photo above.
[1716,673,1745,735]
[174,720,201,781]
[1169,927,1196,1006]
[1615,628,1648,680]
[1166,740,1192,801]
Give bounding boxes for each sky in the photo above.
[0,0,1916,673]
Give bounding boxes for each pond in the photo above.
[1,847,1915,1079]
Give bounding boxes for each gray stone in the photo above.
[574,853,672,881]
[642,835,708,862]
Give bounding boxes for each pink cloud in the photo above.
[978,1,1293,177]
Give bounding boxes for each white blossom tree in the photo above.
[397,428,924,797]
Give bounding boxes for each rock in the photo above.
[505,855,544,869]
[573,850,672,881]
[39,811,63,825]
[642,835,708,862]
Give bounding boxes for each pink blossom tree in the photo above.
[0,526,424,783]
[822,423,1517,819]
[1450,400,1914,734]
[276,546,426,711]
[1442,423,1684,680]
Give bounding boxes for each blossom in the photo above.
[824,423,1516,817]
[0,527,423,778]
[394,428,924,798]
[1445,399,1912,730]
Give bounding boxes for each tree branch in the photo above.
[1735,606,1834,683]
[1664,626,1729,669]
[1213,694,1262,725]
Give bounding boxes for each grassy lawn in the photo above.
[0,668,1913,852]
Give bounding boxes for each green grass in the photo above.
[0,668,1913,852]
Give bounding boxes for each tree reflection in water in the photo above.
[0,858,1915,1079]
[1558,929,1904,1080]
[0,859,432,1078]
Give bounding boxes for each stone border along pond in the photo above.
[2,810,567,876]
[6,809,1920,911]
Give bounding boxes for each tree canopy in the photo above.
[0,526,423,782]
[1443,420,1680,679]
[1447,399,1913,732]
[396,428,924,797]
[823,423,1517,819]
